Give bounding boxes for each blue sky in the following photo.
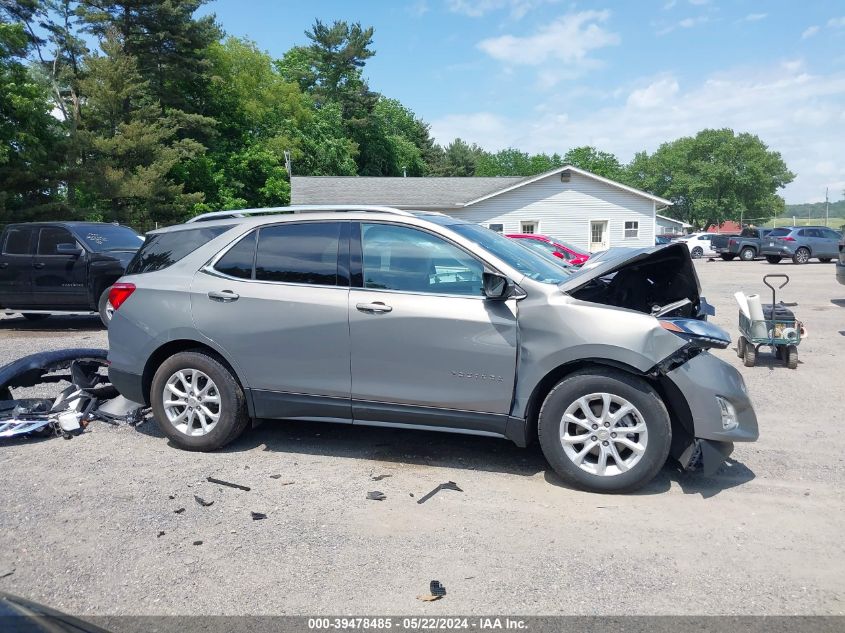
[199,0,845,204]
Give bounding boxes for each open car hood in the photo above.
[559,243,703,318]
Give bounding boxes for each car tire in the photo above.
[743,344,757,367]
[740,247,756,261]
[765,256,781,264]
[720,254,736,261]
[97,287,112,328]
[151,350,250,451]
[21,313,49,321]
[691,247,704,259]
[537,369,671,494]
[792,247,810,264]
[819,258,832,263]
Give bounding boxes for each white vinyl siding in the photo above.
[450,171,656,251]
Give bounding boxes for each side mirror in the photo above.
[56,243,83,256]
[482,271,510,300]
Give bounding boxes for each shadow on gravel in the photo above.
[0,315,103,332]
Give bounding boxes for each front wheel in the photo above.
[765,256,782,264]
[691,247,704,259]
[151,350,250,451]
[740,247,756,261]
[537,369,671,494]
[792,247,810,264]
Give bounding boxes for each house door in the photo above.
[590,220,609,251]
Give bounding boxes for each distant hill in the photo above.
[784,199,845,219]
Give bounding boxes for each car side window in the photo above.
[2,228,33,255]
[822,229,841,240]
[214,231,256,280]
[255,222,341,286]
[37,227,76,255]
[361,223,483,296]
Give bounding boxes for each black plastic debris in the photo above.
[193,540,203,546]
[194,495,214,507]
[416,481,463,505]
[430,580,446,597]
[168,495,175,500]
[207,476,250,491]
[157,531,165,538]
[174,507,185,514]
[370,474,392,481]
[366,491,386,501]
[251,512,267,521]
[0,568,14,579]
[269,474,282,479]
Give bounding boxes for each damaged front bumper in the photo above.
[665,351,758,474]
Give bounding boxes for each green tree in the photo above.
[431,138,487,176]
[626,129,795,228]
[475,148,562,176]
[563,146,623,180]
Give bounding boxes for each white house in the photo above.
[291,165,672,252]
[656,214,692,236]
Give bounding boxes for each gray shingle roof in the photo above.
[290,176,525,209]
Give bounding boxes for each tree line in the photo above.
[1,1,795,231]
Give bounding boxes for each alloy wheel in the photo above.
[559,392,648,477]
[163,369,221,436]
[795,248,810,264]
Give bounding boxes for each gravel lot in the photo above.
[0,259,843,616]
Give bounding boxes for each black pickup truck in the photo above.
[711,227,773,261]
[0,222,143,326]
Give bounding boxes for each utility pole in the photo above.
[825,187,830,227]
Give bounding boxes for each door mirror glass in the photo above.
[482,271,510,300]
[56,242,83,256]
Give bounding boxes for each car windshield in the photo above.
[449,223,573,284]
[550,238,588,255]
[79,225,143,252]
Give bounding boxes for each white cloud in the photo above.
[446,0,561,19]
[477,10,619,67]
[801,25,820,39]
[663,0,677,9]
[741,13,767,22]
[657,15,709,35]
[688,0,709,5]
[827,16,845,28]
[430,61,845,203]
[409,1,429,16]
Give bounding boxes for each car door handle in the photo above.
[208,290,239,302]
[356,302,393,314]
[33,262,45,269]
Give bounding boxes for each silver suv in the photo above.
[107,206,758,493]
[760,225,842,264]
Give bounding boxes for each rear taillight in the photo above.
[781,236,795,242]
[108,283,136,311]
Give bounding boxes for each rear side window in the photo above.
[2,228,33,255]
[125,226,228,275]
[769,228,791,237]
[255,222,341,286]
[214,231,256,279]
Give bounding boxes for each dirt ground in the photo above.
[0,259,843,616]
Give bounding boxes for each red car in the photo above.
[506,234,591,266]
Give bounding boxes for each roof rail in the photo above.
[186,205,413,223]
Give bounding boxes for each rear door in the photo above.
[32,226,88,308]
[190,221,352,422]
[820,229,842,258]
[0,226,35,308]
[348,222,518,433]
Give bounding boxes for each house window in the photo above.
[624,221,639,239]
[520,221,537,234]
[488,223,504,233]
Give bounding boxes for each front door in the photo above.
[590,220,609,251]
[31,226,88,308]
[190,221,352,422]
[349,222,518,434]
[0,226,35,308]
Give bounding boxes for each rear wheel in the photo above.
[740,247,756,261]
[792,247,810,264]
[720,254,736,261]
[151,350,250,451]
[765,256,782,264]
[691,246,704,259]
[743,344,757,367]
[785,345,798,370]
[537,369,671,494]
[21,313,49,321]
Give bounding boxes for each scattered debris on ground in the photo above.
[416,581,446,602]
[416,481,463,505]
[0,568,14,579]
[192,540,203,546]
[370,474,392,481]
[251,512,267,521]
[157,531,165,538]
[174,508,185,514]
[194,495,213,507]
[366,491,386,501]
[207,476,250,491]
[269,474,282,479]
